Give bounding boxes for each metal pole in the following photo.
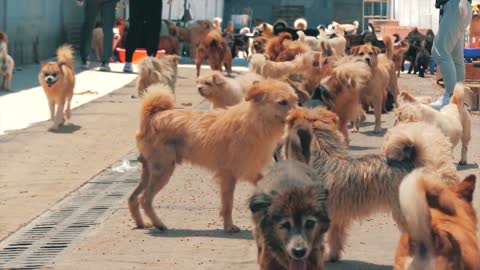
[168,1,172,20]
[183,0,187,26]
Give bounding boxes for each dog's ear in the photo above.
[212,73,226,85]
[372,46,381,55]
[249,193,272,214]
[285,126,312,164]
[169,55,181,63]
[452,175,476,203]
[350,46,360,55]
[399,91,416,103]
[245,85,267,102]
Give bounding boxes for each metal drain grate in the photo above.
[0,156,140,269]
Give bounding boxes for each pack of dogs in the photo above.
[0,11,479,270]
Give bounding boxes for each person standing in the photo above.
[431,0,472,109]
[123,0,173,73]
[78,0,118,72]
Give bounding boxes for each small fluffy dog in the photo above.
[257,23,274,39]
[319,27,346,57]
[196,30,232,77]
[212,17,222,32]
[285,109,459,261]
[249,53,312,79]
[38,45,76,131]
[265,32,293,61]
[294,18,308,30]
[136,55,180,97]
[331,20,359,34]
[276,42,309,62]
[350,34,397,133]
[250,160,329,270]
[395,169,480,270]
[395,84,471,164]
[129,80,298,233]
[251,36,268,54]
[0,32,14,91]
[197,71,264,108]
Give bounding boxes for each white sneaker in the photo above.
[430,93,450,110]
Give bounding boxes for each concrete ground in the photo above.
[0,64,479,270]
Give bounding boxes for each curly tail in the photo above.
[450,83,466,109]
[138,83,175,137]
[382,34,394,60]
[57,44,74,68]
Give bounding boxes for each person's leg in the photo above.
[452,3,473,83]
[99,1,116,70]
[145,0,163,56]
[79,0,100,67]
[124,0,143,71]
[431,0,465,109]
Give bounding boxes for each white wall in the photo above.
[163,0,223,21]
[394,0,439,33]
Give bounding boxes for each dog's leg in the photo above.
[65,94,73,120]
[48,99,55,121]
[326,222,348,262]
[129,158,149,228]
[140,159,175,231]
[373,96,382,133]
[49,101,65,131]
[339,120,350,144]
[196,58,201,77]
[219,174,240,233]
[0,76,5,90]
[460,116,471,165]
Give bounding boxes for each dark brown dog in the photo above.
[158,36,179,55]
[250,160,329,270]
[196,30,232,77]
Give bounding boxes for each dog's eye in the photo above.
[278,100,288,106]
[305,220,316,229]
[368,52,373,56]
[280,221,291,230]
[359,52,365,56]
[44,73,49,76]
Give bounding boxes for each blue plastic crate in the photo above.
[464,48,480,58]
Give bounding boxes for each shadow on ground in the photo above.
[147,228,253,240]
[326,260,392,270]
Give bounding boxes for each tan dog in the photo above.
[332,20,359,34]
[196,30,233,77]
[197,71,264,108]
[248,53,312,79]
[393,40,410,77]
[38,45,76,131]
[469,4,480,46]
[395,84,471,164]
[136,55,180,97]
[257,23,274,39]
[350,34,396,133]
[319,27,346,57]
[395,169,480,270]
[129,80,298,233]
[0,32,14,91]
[285,111,459,262]
[265,32,293,61]
[251,36,268,54]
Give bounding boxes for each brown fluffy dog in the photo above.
[265,32,293,61]
[250,160,329,270]
[38,45,75,131]
[251,36,268,54]
[136,55,180,97]
[395,169,480,270]
[469,4,480,47]
[197,71,264,108]
[129,80,298,233]
[285,109,459,261]
[257,23,275,39]
[158,36,179,55]
[0,32,14,91]
[196,30,232,77]
[395,84,471,164]
[249,53,313,79]
[276,42,309,62]
[350,34,398,133]
[393,40,410,77]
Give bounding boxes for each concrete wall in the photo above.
[0,0,83,65]
[163,0,223,21]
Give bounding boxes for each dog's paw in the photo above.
[373,127,382,133]
[133,223,151,229]
[351,127,359,133]
[325,253,340,262]
[48,125,60,132]
[224,224,241,233]
[459,160,467,166]
[154,223,168,231]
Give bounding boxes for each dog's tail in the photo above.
[399,168,434,253]
[56,44,74,68]
[368,23,376,33]
[450,83,466,110]
[383,34,394,60]
[333,56,372,91]
[393,33,401,43]
[138,83,175,137]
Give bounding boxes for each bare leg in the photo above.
[128,159,149,228]
[327,222,348,262]
[219,174,240,233]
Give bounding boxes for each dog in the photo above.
[249,53,312,79]
[350,34,397,133]
[158,35,179,55]
[394,169,480,270]
[196,71,264,108]
[249,160,329,270]
[136,55,180,97]
[256,23,274,39]
[276,42,309,62]
[196,30,232,77]
[294,18,308,30]
[265,32,293,61]
[227,33,249,59]
[38,45,76,131]
[251,36,268,54]
[212,17,222,32]
[470,4,480,47]
[393,39,410,77]
[284,109,459,261]
[319,27,346,57]
[395,84,471,164]
[129,80,298,233]
[331,20,359,35]
[0,32,14,91]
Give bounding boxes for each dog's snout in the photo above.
[292,247,307,259]
[365,58,371,66]
[46,77,53,83]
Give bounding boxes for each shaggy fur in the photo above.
[319,28,346,57]
[265,32,293,61]
[350,34,399,133]
[248,53,313,79]
[0,32,14,91]
[38,45,76,131]
[257,23,274,39]
[129,80,298,233]
[284,110,459,261]
[250,160,329,270]
[294,18,308,30]
[395,169,480,270]
[276,42,309,62]
[393,40,410,77]
[470,4,480,47]
[395,84,471,164]
[251,36,268,54]
[136,55,180,97]
[197,71,264,108]
[196,30,233,77]
[331,21,359,34]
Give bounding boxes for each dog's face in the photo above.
[39,62,64,88]
[253,37,267,54]
[473,4,480,16]
[196,71,226,98]
[245,80,298,123]
[350,44,380,67]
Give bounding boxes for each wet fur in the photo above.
[129,80,298,233]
